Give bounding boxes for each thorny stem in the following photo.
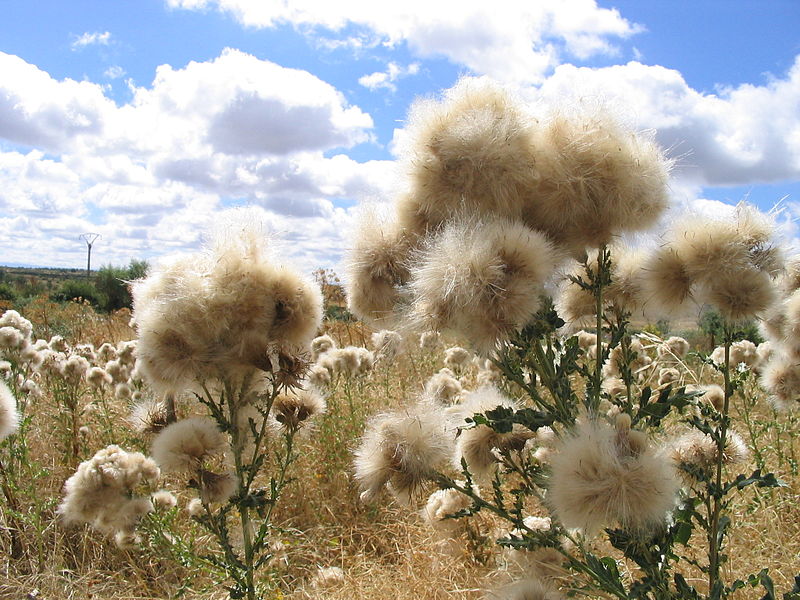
[225,379,257,600]
[708,326,732,594]
[592,247,605,414]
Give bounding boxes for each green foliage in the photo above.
[50,279,104,306]
[93,259,150,312]
[699,307,763,349]
[0,282,17,303]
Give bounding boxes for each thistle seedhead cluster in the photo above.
[57,445,160,545]
[547,414,679,534]
[347,77,671,351]
[132,212,323,395]
[643,205,781,321]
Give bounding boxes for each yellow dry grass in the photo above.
[0,301,798,600]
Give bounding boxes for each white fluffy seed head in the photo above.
[397,77,538,236]
[57,445,160,536]
[354,404,453,504]
[525,106,671,256]
[371,329,403,361]
[344,212,412,326]
[132,211,323,394]
[150,417,229,473]
[310,334,336,361]
[451,387,534,481]
[407,218,560,353]
[0,379,20,441]
[761,353,800,405]
[547,417,679,535]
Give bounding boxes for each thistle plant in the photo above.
[347,77,798,599]
[58,210,325,600]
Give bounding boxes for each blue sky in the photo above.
[1,0,799,271]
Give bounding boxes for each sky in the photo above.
[1,0,800,274]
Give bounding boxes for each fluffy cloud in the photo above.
[359,62,420,92]
[0,52,114,151]
[71,31,112,50]
[165,0,640,83]
[533,58,800,186]
[0,49,390,269]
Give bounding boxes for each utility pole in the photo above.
[79,233,100,278]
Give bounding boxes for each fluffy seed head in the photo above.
[487,578,565,600]
[657,336,690,362]
[354,404,453,504]
[57,445,159,535]
[0,310,33,338]
[444,347,472,371]
[658,368,680,387]
[345,213,411,326]
[408,217,559,352]
[152,490,178,509]
[371,329,403,361]
[128,398,169,434]
[703,268,776,322]
[197,470,238,504]
[452,387,534,481]
[526,106,670,255]
[310,335,336,361]
[419,330,441,351]
[423,370,463,405]
[132,211,323,393]
[0,327,25,351]
[151,417,229,473]
[421,484,475,535]
[668,429,750,480]
[397,77,537,236]
[0,380,19,441]
[271,387,326,430]
[86,367,113,389]
[547,416,679,534]
[761,354,800,405]
[641,246,695,317]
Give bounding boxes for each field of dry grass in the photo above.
[1,301,798,600]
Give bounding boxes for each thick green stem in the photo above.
[708,328,732,594]
[592,247,605,413]
[229,382,258,600]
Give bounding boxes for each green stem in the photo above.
[592,247,605,413]
[708,327,732,594]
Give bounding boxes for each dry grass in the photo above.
[1,301,799,599]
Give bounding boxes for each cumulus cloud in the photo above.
[0,52,114,151]
[165,0,641,83]
[104,65,126,79]
[533,58,800,186]
[0,49,392,269]
[97,48,373,161]
[359,62,420,92]
[71,31,112,50]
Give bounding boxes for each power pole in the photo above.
[79,233,100,278]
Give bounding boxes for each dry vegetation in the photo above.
[0,299,798,600]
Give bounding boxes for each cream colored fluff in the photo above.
[407,217,560,352]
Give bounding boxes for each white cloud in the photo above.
[0,52,114,151]
[165,0,641,83]
[532,58,800,186]
[0,50,389,270]
[71,31,112,50]
[359,62,420,92]
[104,65,126,79]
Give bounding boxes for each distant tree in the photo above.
[51,280,104,306]
[94,260,150,312]
[698,306,762,350]
[0,282,16,304]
